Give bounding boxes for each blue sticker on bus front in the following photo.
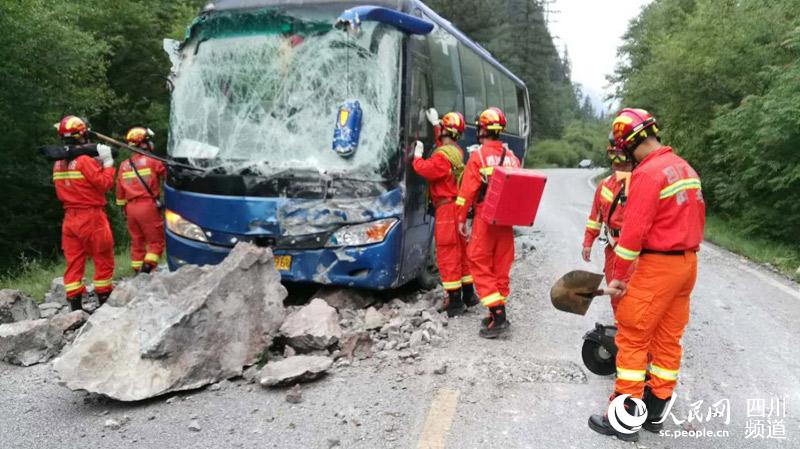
[332,100,362,158]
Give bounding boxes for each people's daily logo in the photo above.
[608,394,648,434]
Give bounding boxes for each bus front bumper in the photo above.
[165,226,403,290]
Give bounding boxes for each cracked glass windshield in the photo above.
[168,8,402,179]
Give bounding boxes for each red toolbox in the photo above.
[480,167,547,226]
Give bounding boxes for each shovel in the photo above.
[550,270,612,315]
[88,130,204,172]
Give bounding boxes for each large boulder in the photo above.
[280,298,341,351]
[0,319,64,366]
[0,290,41,324]
[259,355,333,387]
[54,243,287,401]
[314,288,376,311]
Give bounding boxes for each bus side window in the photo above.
[484,62,503,113]
[501,76,519,135]
[459,45,485,121]
[429,30,463,116]
[517,86,530,137]
[411,68,432,140]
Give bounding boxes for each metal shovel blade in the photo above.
[550,270,605,316]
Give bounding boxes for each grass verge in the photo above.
[0,250,136,302]
[704,215,800,283]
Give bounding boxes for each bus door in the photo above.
[399,36,434,284]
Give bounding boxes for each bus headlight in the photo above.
[326,218,398,247]
[165,209,208,243]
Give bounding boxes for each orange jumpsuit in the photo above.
[413,145,471,291]
[456,140,520,307]
[583,174,627,312]
[610,147,705,400]
[53,156,116,299]
[115,154,166,271]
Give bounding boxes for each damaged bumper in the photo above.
[165,225,402,289]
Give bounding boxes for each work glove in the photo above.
[425,108,439,127]
[467,144,480,153]
[96,144,114,168]
[413,140,424,159]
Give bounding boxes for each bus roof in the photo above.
[199,0,527,88]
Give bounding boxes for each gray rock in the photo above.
[43,277,67,305]
[408,330,425,348]
[104,418,122,430]
[433,363,448,375]
[280,298,341,351]
[314,288,375,311]
[242,365,260,383]
[49,310,89,332]
[188,420,201,432]
[38,303,62,319]
[260,355,333,387]
[0,319,64,366]
[363,307,386,330]
[285,384,303,403]
[0,290,41,324]
[53,243,287,401]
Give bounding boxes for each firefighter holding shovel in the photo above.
[587,108,706,442]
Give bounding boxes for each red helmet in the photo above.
[611,108,659,152]
[478,107,506,133]
[125,127,155,146]
[441,112,465,137]
[55,115,88,139]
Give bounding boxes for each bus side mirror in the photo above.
[332,100,363,158]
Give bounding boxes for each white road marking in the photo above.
[702,243,800,300]
[416,388,460,449]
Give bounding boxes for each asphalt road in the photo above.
[1,168,799,449]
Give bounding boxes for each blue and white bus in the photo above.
[163,0,530,289]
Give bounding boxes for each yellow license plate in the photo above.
[274,255,292,272]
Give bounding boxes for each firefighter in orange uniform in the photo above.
[115,127,167,274]
[582,133,633,313]
[589,108,705,442]
[456,107,520,339]
[52,116,116,311]
[413,110,476,316]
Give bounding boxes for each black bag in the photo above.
[129,159,163,210]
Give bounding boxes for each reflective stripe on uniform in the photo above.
[616,367,647,382]
[601,185,614,203]
[442,280,462,291]
[586,219,601,231]
[53,171,84,181]
[455,197,466,206]
[659,178,701,200]
[461,275,473,284]
[144,253,160,263]
[648,363,679,381]
[121,168,153,179]
[615,245,640,261]
[479,166,494,176]
[93,278,113,288]
[116,199,127,206]
[64,280,84,293]
[480,292,504,307]
[131,260,144,269]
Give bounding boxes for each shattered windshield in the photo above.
[168,8,402,179]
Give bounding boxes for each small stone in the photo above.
[148,415,156,421]
[165,397,175,404]
[188,420,201,432]
[209,383,222,392]
[363,307,386,330]
[415,367,425,375]
[286,384,303,404]
[327,438,342,448]
[408,330,424,348]
[104,418,122,430]
[284,345,297,358]
[433,363,448,375]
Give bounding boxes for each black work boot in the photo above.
[140,262,154,274]
[97,292,110,307]
[642,387,671,433]
[68,295,83,312]
[478,305,510,339]
[462,283,479,307]
[445,289,466,317]
[588,395,641,442]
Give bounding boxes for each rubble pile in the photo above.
[0,244,451,400]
